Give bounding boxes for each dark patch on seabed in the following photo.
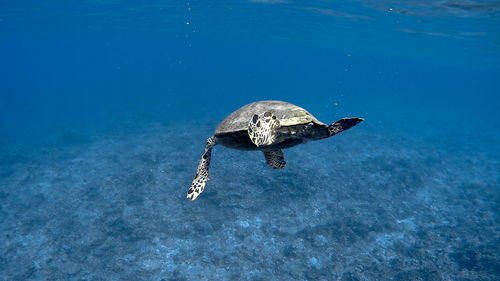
[0,120,498,281]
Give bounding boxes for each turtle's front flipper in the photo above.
[263,149,286,169]
[327,117,364,137]
[187,136,217,200]
[248,112,280,147]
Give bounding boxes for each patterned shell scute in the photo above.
[215,100,325,135]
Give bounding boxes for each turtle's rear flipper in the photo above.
[263,149,286,169]
[187,136,217,200]
[248,112,280,147]
[327,117,364,137]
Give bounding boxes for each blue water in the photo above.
[1,1,499,280]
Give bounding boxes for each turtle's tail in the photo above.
[327,117,364,137]
[187,136,217,200]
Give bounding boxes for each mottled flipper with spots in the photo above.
[248,111,280,147]
[263,149,286,169]
[187,136,217,200]
[327,117,364,137]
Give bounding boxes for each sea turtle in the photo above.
[187,100,363,200]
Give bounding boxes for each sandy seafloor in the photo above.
[1,116,498,281]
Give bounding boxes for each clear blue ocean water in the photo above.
[1,1,499,280]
